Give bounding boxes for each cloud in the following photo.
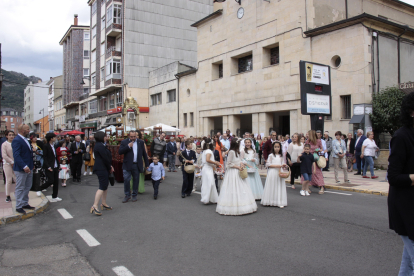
[0,0,90,80]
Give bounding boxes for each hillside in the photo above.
[1,69,42,110]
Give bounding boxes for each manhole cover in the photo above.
[338,183,359,187]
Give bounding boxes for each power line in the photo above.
[2,79,99,91]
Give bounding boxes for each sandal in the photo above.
[319,187,325,195]
[291,185,296,189]
[90,206,102,216]
[101,204,113,210]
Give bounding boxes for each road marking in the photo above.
[324,191,352,196]
[193,191,201,194]
[57,208,73,219]
[76,229,100,247]
[112,266,134,276]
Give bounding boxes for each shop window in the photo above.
[98,96,107,111]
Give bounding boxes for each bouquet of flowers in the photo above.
[108,135,119,146]
[143,133,153,146]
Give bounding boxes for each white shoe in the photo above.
[89,172,93,175]
[37,191,42,197]
[42,189,47,192]
[305,191,310,196]
[300,190,305,196]
[53,197,63,202]
[84,172,87,175]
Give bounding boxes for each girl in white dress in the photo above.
[261,141,288,208]
[59,157,70,187]
[241,139,263,200]
[200,140,220,204]
[216,140,257,216]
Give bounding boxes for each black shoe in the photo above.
[22,205,35,210]
[154,195,157,200]
[16,208,26,214]
[77,179,81,182]
[5,196,11,203]
[186,193,191,197]
[181,194,186,198]
[131,196,138,202]
[122,196,131,203]
[354,173,361,175]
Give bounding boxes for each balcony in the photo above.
[79,93,90,101]
[105,74,122,86]
[106,46,121,59]
[106,23,122,37]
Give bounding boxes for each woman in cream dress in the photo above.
[200,140,219,204]
[240,139,263,200]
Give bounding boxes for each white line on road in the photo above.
[57,208,73,219]
[324,191,352,196]
[76,229,101,247]
[112,266,134,276]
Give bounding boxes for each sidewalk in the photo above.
[0,178,49,225]
[258,166,389,196]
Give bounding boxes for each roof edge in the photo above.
[191,9,223,28]
[59,25,90,45]
[175,68,197,78]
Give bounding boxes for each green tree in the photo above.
[370,86,405,137]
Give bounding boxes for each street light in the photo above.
[80,76,90,85]
[39,108,44,137]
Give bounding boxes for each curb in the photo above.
[0,193,50,226]
[259,173,388,197]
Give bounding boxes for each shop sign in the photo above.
[80,122,97,128]
[107,107,122,115]
[306,94,330,114]
[400,82,414,89]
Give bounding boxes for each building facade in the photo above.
[53,76,65,132]
[46,75,63,132]
[1,108,24,133]
[59,15,90,131]
[34,115,49,138]
[174,0,414,137]
[23,80,49,131]
[84,0,213,133]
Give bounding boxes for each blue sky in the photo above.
[0,0,413,81]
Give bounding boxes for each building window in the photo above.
[83,88,89,95]
[91,73,96,85]
[113,4,122,24]
[101,17,105,30]
[100,43,105,56]
[84,50,89,59]
[83,68,89,77]
[4,118,7,122]
[190,112,194,127]
[101,0,105,7]
[238,55,253,73]
[92,1,97,15]
[98,96,107,111]
[91,50,96,62]
[109,92,115,109]
[150,93,162,106]
[10,118,13,122]
[89,100,97,114]
[218,64,223,78]
[341,95,351,119]
[11,124,15,129]
[270,47,280,65]
[106,59,121,79]
[92,25,96,38]
[116,90,123,106]
[167,89,176,103]
[10,111,14,116]
[107,5,112,24]
[84,32,90,40]
[101,67,105,81]
[184,113,187,127]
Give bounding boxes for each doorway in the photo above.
[240,114,252,136]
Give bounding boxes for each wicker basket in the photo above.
[279,166,291,179]
[239,168,248,179]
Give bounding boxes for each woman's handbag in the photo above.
[180,152,196,174]
[83,152,91,161]
[239,167,248,179]
[316,156,327,169]
[109,172,115,186]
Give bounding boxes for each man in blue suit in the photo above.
[118,131,149,203]
[166,136,177,172]
[12,124,34,214]
[354,129,367,175]
[179,140,197,198]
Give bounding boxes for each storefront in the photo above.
[80,121,98,137]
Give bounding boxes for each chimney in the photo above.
[74,14,78,26]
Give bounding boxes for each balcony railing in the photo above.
[106,23,122,37]
[106,46,122,59]
[79,93,89,101]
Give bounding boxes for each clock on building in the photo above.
[237,7,244,19]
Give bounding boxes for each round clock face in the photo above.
[237,7,244,19]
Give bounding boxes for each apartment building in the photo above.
[53,76,65,132]
[46,75,63,132]
[84,0,213,132]
[1,108,24,133]
[23,80,49,131]
[59,15,90,131]
[174,0,414,137]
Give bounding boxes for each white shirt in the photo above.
[362,139,377,156]
[18,134,31,150]
[50,143,58,168]
[130,139,137,163]
[321,139,328,158]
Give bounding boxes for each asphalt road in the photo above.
[0,170,402,276]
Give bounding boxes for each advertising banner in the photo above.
[306,94,330,114]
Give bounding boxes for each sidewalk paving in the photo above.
[0,178,49,225]
[258,166,389,196]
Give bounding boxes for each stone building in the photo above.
[1,108,24,134]
[53,76,65,132]
[46,75,63,132]
[84,0,213,132]
[23,80,49,131]
[59,15,90,131]
[171,0,414,137]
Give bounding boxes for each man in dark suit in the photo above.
[85,134,94,148]
[179,140,197,198]
[166,136,177,172]
[39,133,61,202]
[263,131,278,162]
[70,135,86,182]
[118,130,149,203]
[354,129,367,175]
[12,124,35,214]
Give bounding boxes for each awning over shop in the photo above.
[349,115,365,124]
[80,122,97,129]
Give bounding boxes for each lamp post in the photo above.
[39,108,44,137]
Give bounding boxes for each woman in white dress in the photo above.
[200,139,220,204]
[216,140,258,216]
[240,139,263,200]
[261,141,288,208]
